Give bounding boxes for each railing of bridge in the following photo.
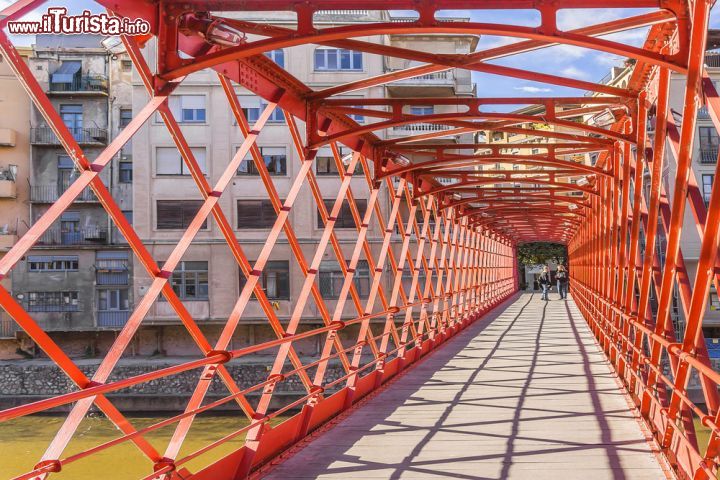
[569,8,720,477]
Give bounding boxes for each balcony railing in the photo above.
[36,227,109,246]
[97,310,130,328]
[392,123,453,133]
[317,10,369,15]
[31,127,108,145]
[700,146,719,164]
[31,184,98,203]
[699,106,711,119]
[388,69,455,86]
[48,75,108,94]
[706,54,720,68]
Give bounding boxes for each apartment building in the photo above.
[592,56,720,343]
[668,51,720,340]
[588,56,720,395]
[0,47,32,358]
[7,35,134,357]
[131,11,478,356]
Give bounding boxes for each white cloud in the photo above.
[594,52,626,67]
[478,36,524,51]
[514,86,552,93]
[561,66,591,79]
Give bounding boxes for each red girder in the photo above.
[1,0,719,479]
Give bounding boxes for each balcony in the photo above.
[707,54,720,68]
[390,123,454,136]
[0,128,16,146]
[36,227,109,246]
[700,146,718,164]
[31,127,108,146]
[31,184,98,203]
[48,75,108,94]
[0,179,16,199]
[97,310,130,328]
[386,69,457,96]
[0,231,17,252]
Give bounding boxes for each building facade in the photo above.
[6,35,133,358]
[131,11,478,356]
[0,46,32,358]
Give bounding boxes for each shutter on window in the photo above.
[157,147,180,175]
[190,147,207,174]
[237,200,261,228]
[182,201,206,229]
[260,200,276,227]
[157,201,182,229]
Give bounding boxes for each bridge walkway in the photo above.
[262,293,668,480]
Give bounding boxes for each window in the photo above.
[119,162,132,183]
[314,48,362,71]
[179,95,206,122]
[121,60,132,72]
[122,210,133,225]
[156,146,207,175]
[410,106,433,116]
[348,107,365,123]
[700,127,720,163]
[710,288,720,311]
[161,261,208,300]
[60,104,83,141]
[27,291,79,312]
[703,174,714,206]
[317,199,367,228]
[28,256,78,272]
[156,200,208,230]
[60,211,80,245]
[318,260,370,298]
[237,200,277,228]
[401,268,427,296]
[316,154,340,176]
[264,49,284,68]
[237,96,285,123]
[239,261,290,299]
[98,288,129,311]
[119,108,132,128]
[157,95,206,123]
[237,147,286,175]
[700,127,719,148]
[96,251,129,285]
[57,155,76,194]
[315,146,357,176]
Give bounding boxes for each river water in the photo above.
[2,414,287,479]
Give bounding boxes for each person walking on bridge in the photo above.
[556,264,568,300]
[538,266,552,301]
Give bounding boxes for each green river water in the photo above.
[1,414,288,479]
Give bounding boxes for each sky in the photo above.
[2,1,720,102]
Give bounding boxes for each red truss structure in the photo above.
[0,0,720,479]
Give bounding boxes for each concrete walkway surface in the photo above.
[263,293,667,480]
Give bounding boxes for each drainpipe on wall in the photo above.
[105,52,113,243]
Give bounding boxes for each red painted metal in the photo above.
[1,0,720,479]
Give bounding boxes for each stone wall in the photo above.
[0,358,347,412]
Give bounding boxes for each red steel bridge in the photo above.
[1,0,720,478]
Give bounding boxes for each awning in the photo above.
[51,61,81,84]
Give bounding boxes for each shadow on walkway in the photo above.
[262,294,665,480]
